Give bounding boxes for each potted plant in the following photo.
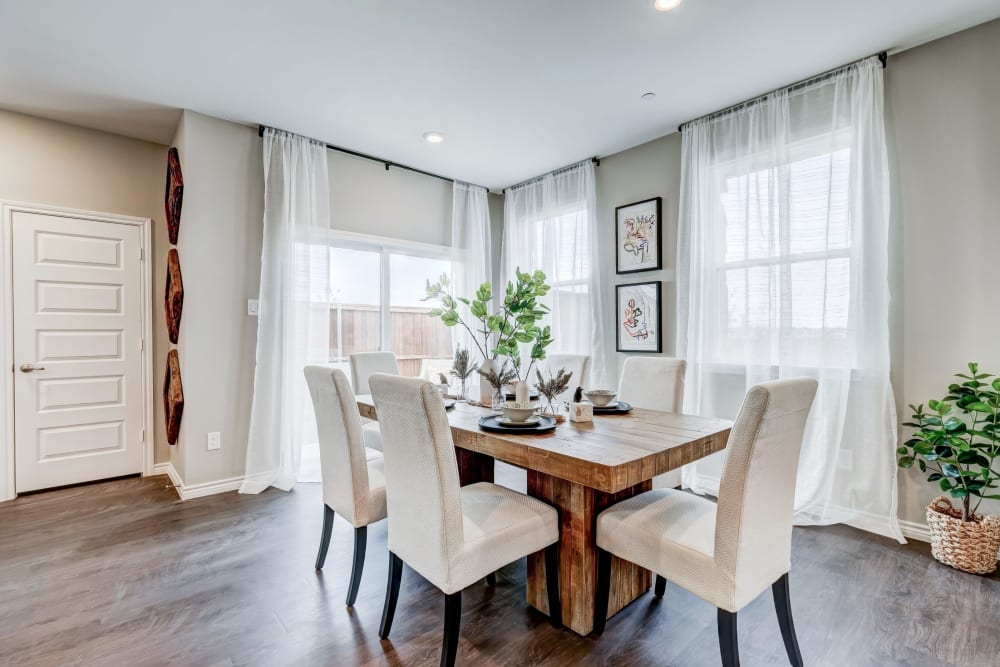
[425,269,552,403]
[898,362,1000,574]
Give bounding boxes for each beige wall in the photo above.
[595,133,682,381]
[171,111,264,487]
[591,18,1000,528]
[886,18,1000,523]
[328,150,453,246]
[0,110,171,465]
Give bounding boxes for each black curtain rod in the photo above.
[257,125,493,193]
[678,51,888,132]
[502,156,601,194]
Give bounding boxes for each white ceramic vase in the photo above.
[479,358,497,405]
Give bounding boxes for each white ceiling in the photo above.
[0,0,998,190]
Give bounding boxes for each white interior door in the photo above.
[12,211,144,492]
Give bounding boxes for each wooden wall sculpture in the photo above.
[165,249,184,344]
[164,349,184,445]
[164,147,184,245]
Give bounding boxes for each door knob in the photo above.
[19,363,45,373]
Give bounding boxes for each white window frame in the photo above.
[326,230,457,355]
[706,131,854,366]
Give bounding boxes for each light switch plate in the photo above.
[207,432,221,451]
[247,299,259,316]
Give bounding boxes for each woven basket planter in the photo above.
[926,497,1000,574]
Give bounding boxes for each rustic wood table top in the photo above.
[355,395,732,495]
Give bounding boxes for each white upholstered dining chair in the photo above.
[349,351,399,451]
[617,356,686,488]
[369,374,562,667]
[303,365,388,607]
[542,353,591,401]
[593,378,818,667]
[349,351,399,394]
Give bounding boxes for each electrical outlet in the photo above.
[247,299,259,316]
[207,432,221,451]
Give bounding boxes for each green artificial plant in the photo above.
[898,362,1000,522]
[424,268,554,381]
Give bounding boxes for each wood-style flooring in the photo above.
[1,467,998,666]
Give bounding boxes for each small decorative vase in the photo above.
[514,381,530,404]
[457,378,468,403]
[479,358,497,406]
[491,388,505,413]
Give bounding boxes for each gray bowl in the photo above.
[583,390,617,407]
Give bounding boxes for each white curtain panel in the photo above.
[677,57,903,542]
[241,128,332,494]
[451,182,492,361]
[502,160,608,388]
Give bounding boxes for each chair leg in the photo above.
[544,542,562,628]
[345,526,367,606]
[717,609,740,667]
[441,591,462,667]
[654,574,667,598]
[772,573,804,667]
[485,572,496,586]
[592,547,613,635]
[314,505,335,570]
[379,552,403,639]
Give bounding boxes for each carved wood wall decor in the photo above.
[164,147,184,244]
[164,249,184,344]
[164,349,184,445]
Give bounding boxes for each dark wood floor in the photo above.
[1,468,998,667]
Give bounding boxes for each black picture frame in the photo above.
[615,196,662,274]
[616,280,662,353]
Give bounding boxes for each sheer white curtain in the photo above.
[678,56,902,541]
[451,182,492,360]
[502,160,608,388]
[241,128,332,494]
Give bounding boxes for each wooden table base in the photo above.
[525,471,652,636]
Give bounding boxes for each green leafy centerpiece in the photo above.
[425,269,554,404]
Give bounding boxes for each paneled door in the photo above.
[12,211,144,492]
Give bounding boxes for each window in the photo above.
[711,138,852,368]
[328,234,454,379]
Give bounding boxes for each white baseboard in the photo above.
[899,518,932,543]
[178,475,244,500]
[149,461,242,501]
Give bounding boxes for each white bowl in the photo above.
[583,390,617,407]
[502,403,536,423]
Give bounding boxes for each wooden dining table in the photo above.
[355,395,732,636]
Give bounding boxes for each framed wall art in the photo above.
[615,196,661,274]
[616,280,662,353]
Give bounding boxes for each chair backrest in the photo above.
[713,378,817,606]
[303,365,374,526]
[369,373,464,588]
[617,357,686,412]
[544,353,591,401]
[350,352,399,395]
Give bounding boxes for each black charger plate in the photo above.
[592,401,632,415]
[478,414,557,434]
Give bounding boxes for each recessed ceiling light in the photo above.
[654,0,683,11]
[422,131,444,144]
[641,92,657,100]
